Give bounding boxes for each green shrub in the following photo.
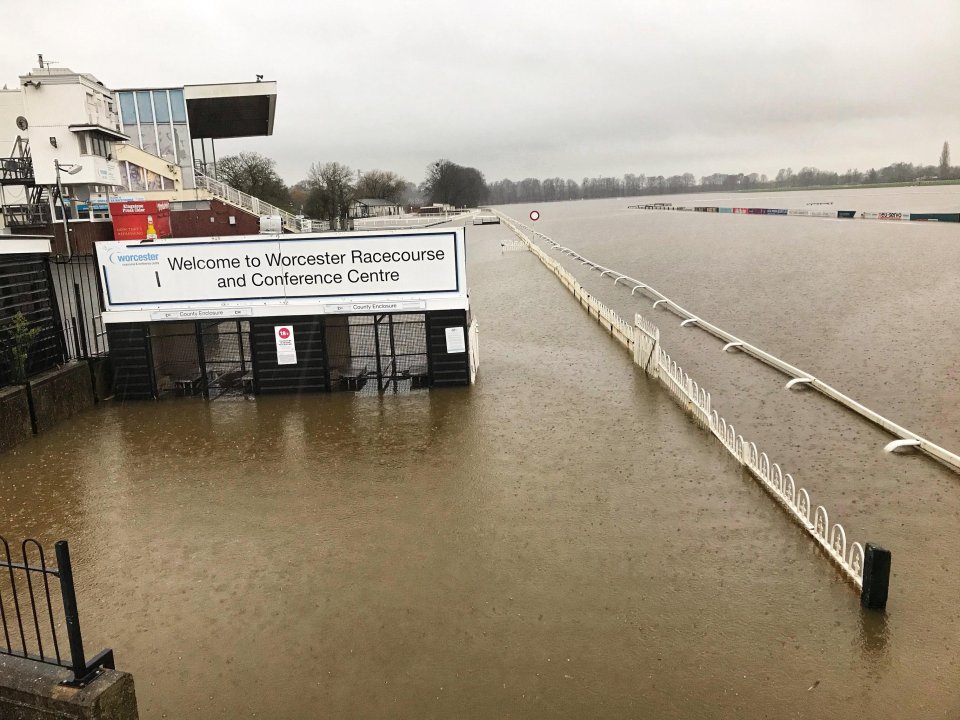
[3,312,40,384]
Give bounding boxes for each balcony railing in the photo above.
[0,157,35,186]
[2,203,52,227]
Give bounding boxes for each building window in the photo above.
[136,91,154,123]
[153,90,170,123]
[118,92,136,124]
[174,125,190,165]
[141,130,158,156]
[128,164,145,191]
[169,89,186,123]
[157,125,176,162]
[78,132,114,158]
[117,162,129,191]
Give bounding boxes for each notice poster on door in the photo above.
[275,325,297,365]
[445,326,466,354]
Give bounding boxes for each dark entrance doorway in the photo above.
[327,313,428,393]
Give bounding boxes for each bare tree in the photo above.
[355,170,408,203]
[216,152,291,209]
[940,141,951,179]
[306,162,355,227]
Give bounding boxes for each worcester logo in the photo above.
[108,250,161,266]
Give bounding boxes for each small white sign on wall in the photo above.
[445,326,466,354]
[275,325,297,365]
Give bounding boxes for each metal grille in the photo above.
[327,313,428,393]
[149,320,251,399]
[47,255,108,361]
[0,254,64,385]
[200,320,252,398]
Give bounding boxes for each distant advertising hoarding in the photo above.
[109,200,172,241]
[95,227,468,323]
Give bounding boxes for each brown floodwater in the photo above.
[2,194,959,718]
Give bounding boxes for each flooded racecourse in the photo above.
[2,190,960,718]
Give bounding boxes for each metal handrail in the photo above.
[194,172,302,232]
[354,211,476,230]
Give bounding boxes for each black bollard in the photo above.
[860,543,891,611]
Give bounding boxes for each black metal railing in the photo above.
[1,203,51,227]
[0,156,35,185]
[47,255,109,361]
[0,536,114,686]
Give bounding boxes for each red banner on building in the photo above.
[110,200,172,241]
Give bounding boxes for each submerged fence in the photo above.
[0,536,114,685]
[506,217,960,473]
[497,211,893,606]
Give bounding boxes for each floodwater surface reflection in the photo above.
[0,209,957,718]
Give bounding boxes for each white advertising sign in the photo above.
[275,325,297,365]
[445,326,466,354]
[96,228,468,323]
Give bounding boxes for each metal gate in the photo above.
[199,320,252,398]
[148,320,251,399]
[47,255,107,361]
[327,313,428,393]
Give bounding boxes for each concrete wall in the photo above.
[26,361,95,434]
[0,385,33,453]
[0,656,138,720]
[18,69,122,187]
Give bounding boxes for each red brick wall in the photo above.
[169,199,263,237]
[11,200,271,254]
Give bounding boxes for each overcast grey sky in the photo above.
[5,0,959,186]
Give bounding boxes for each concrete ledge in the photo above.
[88,358,114,402]
[26,362,95,434]
[0,385,33,453]
[0,655,138,719]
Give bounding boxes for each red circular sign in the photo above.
[529,210,540,222]
[278,328,291,339]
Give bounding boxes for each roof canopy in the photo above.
[183,81,277,140]
[69,124,130,141]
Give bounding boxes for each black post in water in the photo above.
[73,282,89,358]
[860,543,892,611]
[54,540,87,680]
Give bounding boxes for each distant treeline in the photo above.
[486,144,957,204]
[219,145,956,213]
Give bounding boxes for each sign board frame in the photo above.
[95,227,469,324]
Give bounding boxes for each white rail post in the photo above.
[650,327,661,379]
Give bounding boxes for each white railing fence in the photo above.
[354,210,477,230]
[194,172,304,233]
[496,210,871,592]
[507,216,960,474]
[194,173,478,234]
